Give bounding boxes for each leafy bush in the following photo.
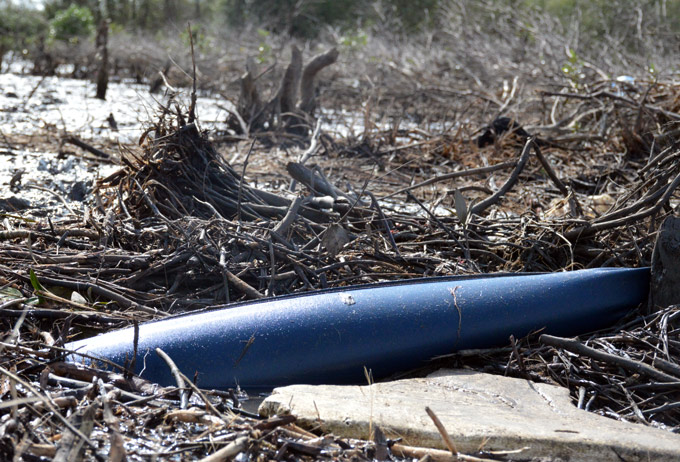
[48,4,95,43]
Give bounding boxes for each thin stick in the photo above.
[155,348,189,409]
[368,192,400,257]
[470,138,533,216]
[174,369,230,419]
[237,139,256,223]
[62,135,110,159]
[425,406,458,455]
[34,275,167,316]
[225,269,262,300]
[380,161,516,201]
[531,141,582,218]
[540,334,678,382]
[272,196,303,236]
[197,436,249,462]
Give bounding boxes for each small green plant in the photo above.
[561,48,584,87]
[340,30,368,51]
[256,28,272,64]
[48,4,94,44]
[648,63,657,77]
[108,21,126,35]
[29,269,46,305]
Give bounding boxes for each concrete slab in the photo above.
[259,369,680,461]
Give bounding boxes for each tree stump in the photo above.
[230,45,338,138]
[649,215,680,311]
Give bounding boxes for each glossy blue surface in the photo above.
[66,267,650,390]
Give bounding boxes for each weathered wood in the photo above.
[650,215,680,311]
[232,46,337,136]
[278,45,302,115]
[286,162,339,199]
[238,64,262,128]
[299,47,338,113]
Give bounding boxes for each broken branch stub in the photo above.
[238,67,263,129]
[232,46,337,137]
[299,47,339,114]
[278,45,302,115]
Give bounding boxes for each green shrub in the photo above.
[48,4,95,43]
[0,4,47,53]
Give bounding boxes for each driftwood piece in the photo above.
[272,196,303,236]
[287,161,339,199]
[225,269,263,300]
[650,215,680,311]
[198,437,250,462]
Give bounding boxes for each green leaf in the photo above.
[0,286,23,301]
[29,269,45,304]
[29,269,44,292]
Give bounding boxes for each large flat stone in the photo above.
[259,369,680,461]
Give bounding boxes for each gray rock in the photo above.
[259,369,680,461]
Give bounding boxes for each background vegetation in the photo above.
[2,0,679,45]
[1,0,678,85]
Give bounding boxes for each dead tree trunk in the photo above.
[95,20,109,100]
[0,45,6,73]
